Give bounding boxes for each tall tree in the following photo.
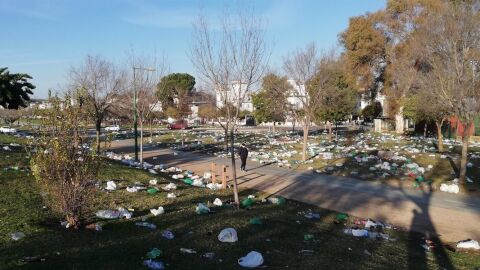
[0,67,35,109]
[156,73,195,118]
[70,55,125,153]
[252,73,291,133]
[311,61,358,140]
[412,1,480,183]
[283,44,329,161]
[340,14,386,102]
[189,7,269,206]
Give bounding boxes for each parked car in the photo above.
[0,126,17,133]
[167,120,188,130]
[105,125,120,132]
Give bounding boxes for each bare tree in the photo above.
[413,2,480,184]
[189,8,269,206]
[70,55,125,153]
[283,43,328,161]
[126,51,169,163]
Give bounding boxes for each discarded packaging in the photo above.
[238,251,264,268]
[150,206,165,216]
[456,239,480,250]
[218,228,238,243]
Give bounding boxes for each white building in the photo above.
[286,79,306,110]
[215,81,254,112]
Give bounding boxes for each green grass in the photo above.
[1,145,479,269]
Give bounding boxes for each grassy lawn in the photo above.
[0,137,479,269]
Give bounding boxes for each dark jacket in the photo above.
[238,146,248,159]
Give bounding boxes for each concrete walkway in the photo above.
[110,140,480,242]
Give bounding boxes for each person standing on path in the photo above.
[238,144,249,172]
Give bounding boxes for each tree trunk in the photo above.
[140,118,144,164]
[302,120,309,161]
[230,129,239,207]
[435,120,444,153]
[327,121,332,142]
[423,123,427,138]
[459,125,470,184]
[150,119,153,143]
[272,122,276,135]
[224,127,229,151]
[292,118,296,132]
[95,120,102,153]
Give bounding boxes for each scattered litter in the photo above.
[238,251,264,268]
[241,198,254,208]
[163,183,177,191]
[218,228,238,243]
[267,197,286,205]
[105,181,117,191]
[180,248,197,254]
[167,193,176,199]
[195,203,210,214]
[143,259,165,269]
[440,183,459,194]
[202,252,216,260]
[147,187,159,195]
[149,179,158,185]
[304,234,314,241]
[150,206,165,216]
[213,198,223,206]
[135,222,156,229]
[162,230,175,240]
[96,208,132,219]
[146,248,162,259]
[456,239,480,250]
[249,217,262,225]
[11,232,25,241]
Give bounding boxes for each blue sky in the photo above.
[0,0,386,98]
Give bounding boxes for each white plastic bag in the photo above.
[456,239,480,250]
[150,206,165,216]
[213,198,223,206]
[218,228,238,243]
[238,251,264,268]
[106,181,117,191]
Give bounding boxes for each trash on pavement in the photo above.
[238,251,264,268]
[218,228,238,243]
[440,183,459,194]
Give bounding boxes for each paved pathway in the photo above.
[110,140,480,242]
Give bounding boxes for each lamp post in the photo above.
[132,67,156,162]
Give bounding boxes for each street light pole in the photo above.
[132,67,156,162]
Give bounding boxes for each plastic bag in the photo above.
[238,251,264,268]
[106,181,117,191]
[150,206,165,216]
[213,198,223,206]
[218,228,238,243]
[195,203,210,214]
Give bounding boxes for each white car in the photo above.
[0,126,16,133]
[105,125,120,132]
